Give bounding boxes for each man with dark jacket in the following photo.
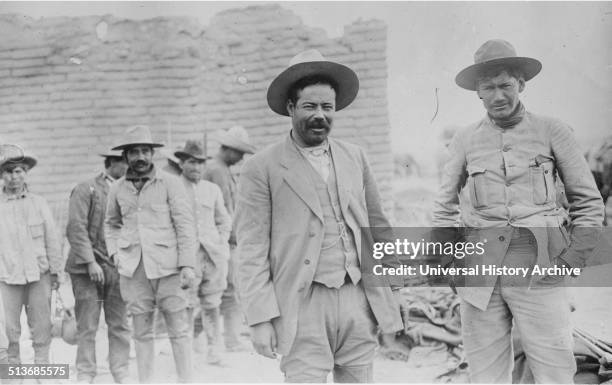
[66,150,130,383]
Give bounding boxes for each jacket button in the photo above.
[309,232,315,237]
[502,145,511,152]
[304,259,310,265]
[499,236,505,242]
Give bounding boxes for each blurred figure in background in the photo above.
[0,150,63,365]
[203,125,255,352]
[65,150,130,383]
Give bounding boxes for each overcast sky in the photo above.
[2,1,611,163]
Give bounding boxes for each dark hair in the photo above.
[287,75,339,105]
[477,65,525,85]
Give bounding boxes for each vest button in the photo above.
[309,232,315,237]
[499,236,505,242]
[304,259,310,265]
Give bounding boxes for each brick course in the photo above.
[0,5,394,232]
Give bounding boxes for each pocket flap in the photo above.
[29,223,44,238]
[151,204,169,212]
[467,165,486,176]
[153,240,173,248]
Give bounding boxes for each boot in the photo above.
[164,309,193,383]
[202,308,223,365]
[223,307,249,352]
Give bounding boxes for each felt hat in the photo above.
[112,125,164,151]
[216,126,256,154]
[455,39,542,91]
[267,49,359,116]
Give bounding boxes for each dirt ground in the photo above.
[13,175,612,383]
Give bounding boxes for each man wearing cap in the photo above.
[0,149,63,364]
[234,49,404,382]
[65,150,129,383]
[432,39,603,383]
[175,140,232,364]
[202,125,255,353]
[104,125,197,383]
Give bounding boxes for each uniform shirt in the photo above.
[0,188,62,284]
[433,111,603,268]
[105,166,196,279]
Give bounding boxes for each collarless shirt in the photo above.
[292,132,331,182]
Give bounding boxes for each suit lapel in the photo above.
[280,135,324,222]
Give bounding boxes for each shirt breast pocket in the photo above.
[529,155,556,205]
[467,165,488,209]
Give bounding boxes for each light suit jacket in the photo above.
[105,167,196,279]
[234,135,404,356]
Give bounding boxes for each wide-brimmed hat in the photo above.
[174,140,210,162]
[217,126,256,154]
[98,150,124,158]
[267,49,359,116]
[455,39,542,91]
[112,125,164,151]
[0,145,37,172]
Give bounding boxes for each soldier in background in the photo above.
[203,126,255,352]
[105,126,197,383]
[175,140,232,364]
[65,150,130,383]
[0,150,63,364]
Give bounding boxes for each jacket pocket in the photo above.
[29,223,44,238]
[467,165,488,209]
[529,155,556,205]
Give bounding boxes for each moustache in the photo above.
[307,122,330,130]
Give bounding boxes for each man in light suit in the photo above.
[234,49,404,382]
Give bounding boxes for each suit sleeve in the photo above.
[40,197,63,274]
[551,122,604,268]
[360,148,404,289]
[213,185,232,243]
[166,176,197,269]
[104,182,122,258]
[66,183,95,265]
[234,157,280,326]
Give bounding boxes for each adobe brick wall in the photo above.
[0,5,394,231]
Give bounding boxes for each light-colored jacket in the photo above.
[181,176,231,268]
[105,167,196,279]
[0,190,62,284]
[234,135,404,356]
[432,112,604,309]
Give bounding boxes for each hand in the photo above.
[179,267,196,289]
[87,262,105,284]
[250,321,277,359]
[50,273,60,290]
